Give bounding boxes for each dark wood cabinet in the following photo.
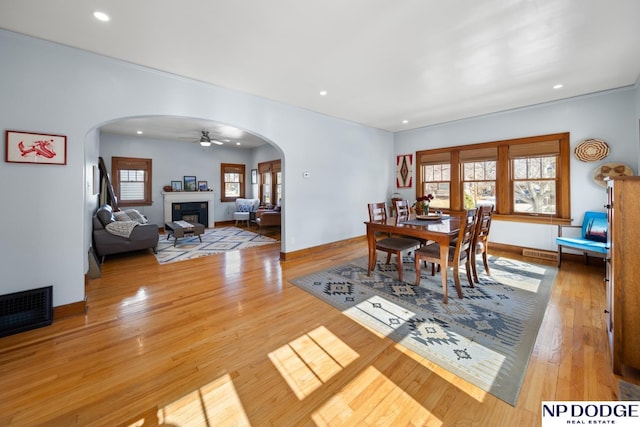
[606,176,640,374]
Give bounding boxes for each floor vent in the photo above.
[0,286,53,338]
[522,249,557,261]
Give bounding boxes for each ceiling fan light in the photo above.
[200,141,212,147]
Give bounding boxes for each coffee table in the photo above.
[164,220,205,246]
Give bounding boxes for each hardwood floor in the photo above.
[1,235,638,426]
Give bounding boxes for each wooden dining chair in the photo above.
[471,204,494,283]
[414,208,478,300]
[394,199,432,248]
[393,199,412,220]
[368,202,421,282]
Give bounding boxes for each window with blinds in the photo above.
[111,157,152,207]
[221,163,245,202]
[510,140,560,214]
[419,152,451,210]
[460,147,497,209]
[415,133,570,221]
[258,159,282,206]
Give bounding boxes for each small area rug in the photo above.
[290,255,556,406]
[619,379,640,401]
[154,226,278,264]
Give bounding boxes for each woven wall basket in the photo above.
[575,138,610,162]
[593,162,634,187]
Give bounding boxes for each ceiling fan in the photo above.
[198,130,224,147]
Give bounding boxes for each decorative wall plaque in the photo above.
[575,138,609,162]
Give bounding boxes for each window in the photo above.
[460,147,497,209]
[509,140,559,214]
[419,152,451,210]
[258,159,282,206]
[221,163,245,202]
[111,157,152,206]
[416,133,570,223]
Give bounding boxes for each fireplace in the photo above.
[163,192,215,227]
[172,202,208,224]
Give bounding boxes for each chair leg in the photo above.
[471,251,479,283]
[452,262,463,299]
[385,252,392,264]
[482,251,490,276]
[465,258,474,288]
[415,254,421,285]
[396,251,404,282]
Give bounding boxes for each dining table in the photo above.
[364,213,462,303]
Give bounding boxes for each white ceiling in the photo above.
[2,0,640,140]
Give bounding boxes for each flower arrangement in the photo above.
[414,193,435,213]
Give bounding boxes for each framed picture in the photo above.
[5,130,67,165]
[184,176,197,191]
[251,169,258,184]
[171,180,182,191]
[396,154,413,188]
[198,180,208,191]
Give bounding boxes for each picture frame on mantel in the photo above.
[171,180,182,191]
[183,176,197,191]
[198,180,208,191]
[5,130,67,165]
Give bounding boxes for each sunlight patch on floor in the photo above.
[343,295,416,338]
[268,325,359,400]
[158,373,250,426]
[312,366,442,426]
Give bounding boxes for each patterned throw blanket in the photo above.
[105,220,139,238]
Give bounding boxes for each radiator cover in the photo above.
[0,286,53,337]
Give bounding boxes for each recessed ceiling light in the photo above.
[136,130,143,135]
[93,11,110,22]
[402,120,409,124]
[553,84,563,90]
[236,142,241,146]
[319,90,327,96]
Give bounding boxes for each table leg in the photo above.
[367,228,376,276]
[440,244,449,304]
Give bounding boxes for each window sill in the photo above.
[493,214,571,226]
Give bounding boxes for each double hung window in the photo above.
[258,160,282,206]
[416,133,570,223]
[221,163,245,202]
[111,157,152,207]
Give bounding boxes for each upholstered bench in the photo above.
[556,211,609,267]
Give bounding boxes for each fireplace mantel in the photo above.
[162,191,215,227]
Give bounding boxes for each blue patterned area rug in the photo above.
[154,226,278,264]
[290,255,556,406]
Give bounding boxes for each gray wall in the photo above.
[394,87,639,251]
[0,29,392,307]
[99,132,262,224]
[2,27,638,309]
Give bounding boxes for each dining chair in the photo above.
[394,199,432,248]
[368,202,421,282]
[414,208,478,300]
[471,204,494,283]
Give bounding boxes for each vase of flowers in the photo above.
[413,193,434,215]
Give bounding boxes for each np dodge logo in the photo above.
[542,402,640,426]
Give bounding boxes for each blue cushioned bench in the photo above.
[556,211,609,267]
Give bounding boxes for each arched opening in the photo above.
[87,114,285,255]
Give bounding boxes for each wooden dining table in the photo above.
[365,213,462,303]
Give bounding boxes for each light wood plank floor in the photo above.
[1,236,638,426]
